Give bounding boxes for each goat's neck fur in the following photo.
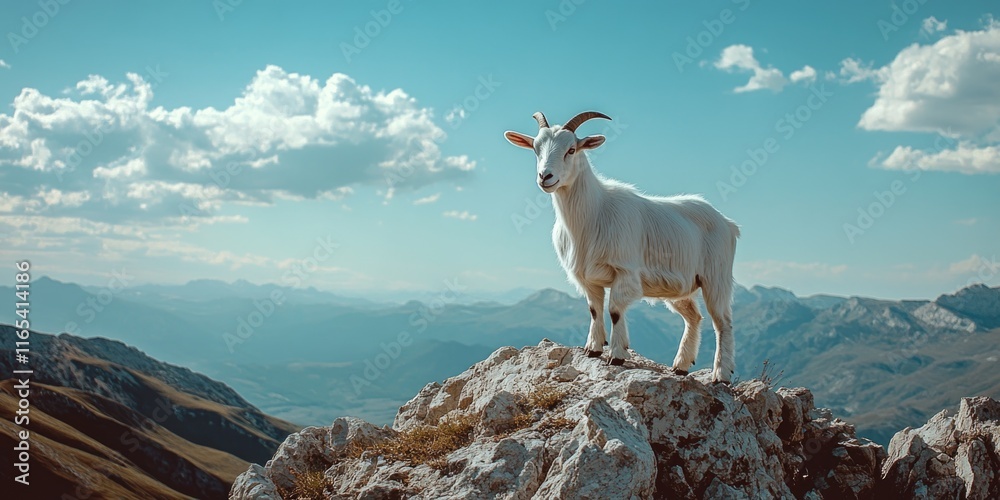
[552,155,605,236]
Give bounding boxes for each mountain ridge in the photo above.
[0,327,299,499]
[2,279,997,446]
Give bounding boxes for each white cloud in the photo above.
[789,65,817,84]
[0,65,476,226]
[0,60,10,69]
[714,45,817,93]
[850,22,1000,175]
[442,210,477,221]
[715,45,787,93]
[93,157,147,180]
[319,186,354,201]
[954,217,978,226]
[947,254,998,277]
[837,58,884,84]
[921,16,948,37]
[888,254,1000,292]
[413,193,441,205]
[874,142,1000,174]
[857,23,1000,137]
[39,188,90,207]
[444,107,465,126]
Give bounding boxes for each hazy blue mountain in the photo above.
[118,279,384,309]
[2,277,997,445]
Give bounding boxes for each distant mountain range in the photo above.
[2,277,998,446]
[0,326,298,499]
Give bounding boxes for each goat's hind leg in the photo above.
[583,285,606,357]
[608,272,642,365]
[669,298,702,375]
[702,280,735,384]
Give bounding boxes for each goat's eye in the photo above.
[566,148,576,156]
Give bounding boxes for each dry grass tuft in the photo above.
[348,386,572,468]
[351,413,477,469]
[757,359,784,389]
[523,384,568,411]
[280,469,331,500]
[491,385,571,438]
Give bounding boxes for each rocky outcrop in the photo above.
[880,396,1000,499]
[233,340,898,499]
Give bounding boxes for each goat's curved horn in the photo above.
[532,112,549,129]
[563,111,611,133]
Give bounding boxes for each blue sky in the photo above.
[1,0,998,300]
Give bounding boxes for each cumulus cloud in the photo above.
[0,60,10,69]
[442,210,477,221]
[0,65,476,227]
[789,65,817,84]
[837,58,884,84]
[876,142,1000,174]
[444,108,465,126]
[714,45,815,93]
[921,17,948,37]
[857,24,1000,137]
[413,193,440,205]
[852,22,1000,175]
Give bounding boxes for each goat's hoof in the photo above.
[585,349,603,358]
[603,341,608,346]
[671,368,689,376]
[712,379,731,386]
[608,358,625,366]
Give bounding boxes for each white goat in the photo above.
[504,111,741,383]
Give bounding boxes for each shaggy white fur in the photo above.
[505,112,740,383]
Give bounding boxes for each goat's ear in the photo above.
[504,131,534,149]
[577,135,606,151]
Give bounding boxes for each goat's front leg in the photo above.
[608,271,642,365]
[583,284,606,357]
